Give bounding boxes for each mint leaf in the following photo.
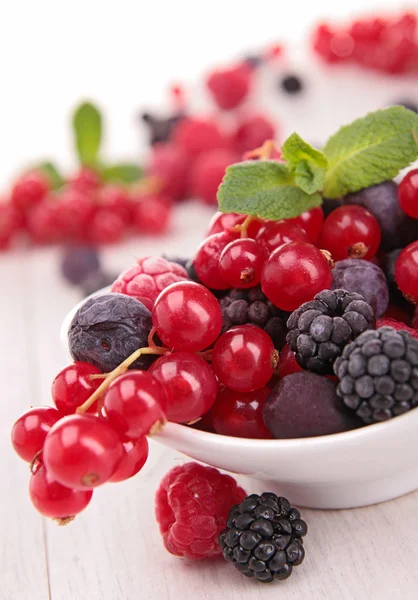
[217,160,322,220]
[73,102,102,166]
[32,161,64,189]
[102,163,143,184]
[282,133,328,194]
[323,106,418,198]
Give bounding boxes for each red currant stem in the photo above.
[89,373,108,380]
[186,417,202,425]
[245,139,278,160]
[348,242,368,259]
[53,516,76,527]
[196,349,213,362]
[134,175,163,195]
[231,215,260,238]
[320,248,335,268]
[30,449,43,474]
[76,346,169,415]
[147,326,159,349]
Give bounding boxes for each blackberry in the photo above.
[220,493,307,583]
[286,289,375,375]
[219,286,289,349]
[61,246,101,286]
[140,111,184,146]
[334,326,418,424]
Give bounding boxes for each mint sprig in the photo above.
[73,102,102,167]
[102,163,143,184]
[217,106,418,220]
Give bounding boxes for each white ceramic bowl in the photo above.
[62,293,418,510]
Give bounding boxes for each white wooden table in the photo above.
[2,202,418,600]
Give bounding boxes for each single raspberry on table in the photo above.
[155,462,247,560]
[111,256,189,310]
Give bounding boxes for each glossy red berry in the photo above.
[395,241,418,301]
[189,149,238,205]
[150,352,218,423]
[104,371,166,439]
[219,238,267,288]
[112,256,189,311]
[173,117,230,157]
[212,324,277,392]
[132,194,172,234]
[147,142,189,201]
[206,212,262,238]
[398,169,418,218]
[289,206,324,244]
[98,185,133,225]
[29,465,93,519]
[152,281,222,352]
[11,406,62,462]
[278,344,304,379]
[11,170,49,213]
[234,115,276,154]
[256,220,309,252]
[206,65,251,110]
[108,437,149,483]
[52,362,103,415]
[320,205,381,260]
[194,231,238,289]
[261,241,333,311]
[211,386,272,438]
[89,209,125,245]
[43,414,124,489]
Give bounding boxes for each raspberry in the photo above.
[234,116,276,155]
[132,194,172,234]
[11,170,50,213]
[89,209,125,245]
[111,256,189,310]
[147,142,189,201]
[172,117,230,157]
[206,65,251,110]
[155,462,246,560]
[376,317,418,340]
[0,202,19,249]
[27,198,61,244]
[189,149,239,205]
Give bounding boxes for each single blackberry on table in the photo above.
[287,289,375,375]
[334,326,418,424]
[220,492,307,583]
[219,286,289,349]
[61,246,101,286]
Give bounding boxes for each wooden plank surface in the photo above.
[2,203,418,600]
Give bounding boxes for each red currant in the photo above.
[189,149,238,205]
[150,352,218,423]
[29,465,93,519]
[194,231,238,289]
[219,238,267,288]
[43,414,124,489]
[206,212,262,238]
[395,241,418,301]
[256,220,308,252]
[147,142,189,201]
[278,344,304,379]
[212,324,277,392]
[52,362,103,416]
[89,209,125,245]
[261,241,333,311]
[320,205,381,260]
[289,206,324,244]
[108,437,149,483]
[11,170,49,213]
[211,386,272,439]
[98,185,133,225]
[398,169,418,218]
[132,194,172,234]
[152,281,222,352]
[103,371,166,439]
[11,406,62,462]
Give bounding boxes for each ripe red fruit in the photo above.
[173,117,230,157]
[211,386,272,439]
[206,66,251,110]
[98,185,133,225]
[398,169,418,218]
[11,406,62,462]
[132,194,172,234]
[111,256,189,311]
[219,238,267,288]
[376,317,418,340]
[152,281,222,352]
[89,209,125,245]
[206,211,263,238]
[150,352,218,423]
[212,324,277,392]
[57,188,95,238]
[395,241,418,301]
[256,220,309,252]
[69,167,101,193]
[11,170,50,213]
[155,462,246,560]
[43,414,124,489]
[194,231,238,289]
[147,142,189,201]
[320,205,381,260]
[108,437,149,483]
[278,344,304,379]
[52,362,103,415]
[27,199,60,244]
[261,241,333,311]
[189,149,238,205]
[103,371,166,439]
[0,202,19,249]
[29,465,93,519]
[234,115,276,154]
[289,206,324,244]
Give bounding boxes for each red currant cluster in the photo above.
[0,166,172,251]
[313,11,418,74]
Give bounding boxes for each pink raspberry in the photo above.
[111,256,189,310]
[11,170,50,214]
[234,115,276,154]
[155,462,246,560]
[132,194,172,235]
[147,142,189,201]
[206,65,251,110]
[189,149,239,205]
[172,117,231,157]
[376,318,418,340]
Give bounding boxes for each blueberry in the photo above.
[61,246,100,285]
[68,293,153,372]
[280,74,304,94]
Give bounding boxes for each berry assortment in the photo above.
[10,107,418,586]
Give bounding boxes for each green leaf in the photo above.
[32,161,64,189]
[323,106,418,198]
[72,102,102,166]
[101,163,143,184]
[282,133,328,194]
[217,160,323,220]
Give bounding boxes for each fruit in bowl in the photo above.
[10,108,418,573]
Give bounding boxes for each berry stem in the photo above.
[76,346,169,414]
[245,139,278,160]
[231,215,260,238]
